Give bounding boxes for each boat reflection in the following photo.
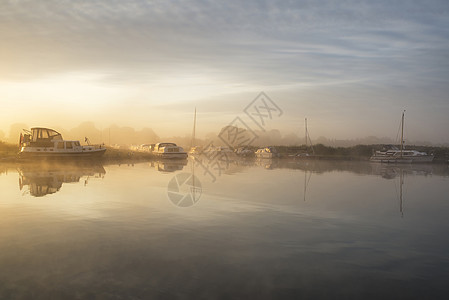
[254,158,280,169]
[150,159,187,173]
[18,163,106,197]
[370,163,434,179]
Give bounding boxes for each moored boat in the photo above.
[18,127,106,159]
[255,147,280,159]
[370,111,434,163]
[370,145,432,163]
[152,143,187,159]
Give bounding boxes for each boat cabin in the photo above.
[154,143,179,153]
[22,128,63,147]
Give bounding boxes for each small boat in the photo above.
[370,111,434,163]
[18,127,106,159]
[255,147,280,159]
[152,143,187,159]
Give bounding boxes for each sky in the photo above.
[1,0,449,144]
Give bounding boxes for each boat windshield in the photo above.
[31,128,62,142]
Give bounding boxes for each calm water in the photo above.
[1,159,448,299]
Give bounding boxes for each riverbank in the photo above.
[0,144,155,163]
[1,142,448,164]
[274,144,449,164]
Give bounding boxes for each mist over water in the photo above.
[1,160,448,299]
[4,121,443,149]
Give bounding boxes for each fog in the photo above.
[3,122,444,149]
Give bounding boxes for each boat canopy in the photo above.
[30,127,63,142]
[154,143,177,150]
[156,143,177,147]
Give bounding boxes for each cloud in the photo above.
[1,0,448,142]
[2,0,449,86]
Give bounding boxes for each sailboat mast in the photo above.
[305,118,308,148]
[305,118,315,155]
[400,110,405,158]
[191,107,197,148]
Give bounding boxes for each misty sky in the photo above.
[1,0,449,144]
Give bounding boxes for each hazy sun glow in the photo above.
[1,0,448,145]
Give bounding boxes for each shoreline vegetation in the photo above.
[1,141,448,163]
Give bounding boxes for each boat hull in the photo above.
[18,148,106,160]
[370,157,412,164]
[153,152,188,159]
[370,155,433,163]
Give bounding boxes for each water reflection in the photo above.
[369,164,434,217]
[1,160,448,299]
[254,158,280,169]
[370,163,434,179]
[241,158,448,177]
[150,159,187,173]
[17,162,105,197]
[303,168,312,202]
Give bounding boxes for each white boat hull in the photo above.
[18,148,106,159]
[370,155,433,163]
[370,157,412,164]
[153,152,188,159]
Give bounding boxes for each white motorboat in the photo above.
[152,143,187,159]
[18,127,106,159]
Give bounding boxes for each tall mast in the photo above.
[305,118,315,155]
[400,110,405,158]
[191,107,197,148]
[305,118,308,148]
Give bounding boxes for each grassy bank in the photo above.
[2,141,448,163]
[101,147,154,162]
[0,143,155,162]
[274,144,449,162]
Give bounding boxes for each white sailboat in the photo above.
[370,111,433,163]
